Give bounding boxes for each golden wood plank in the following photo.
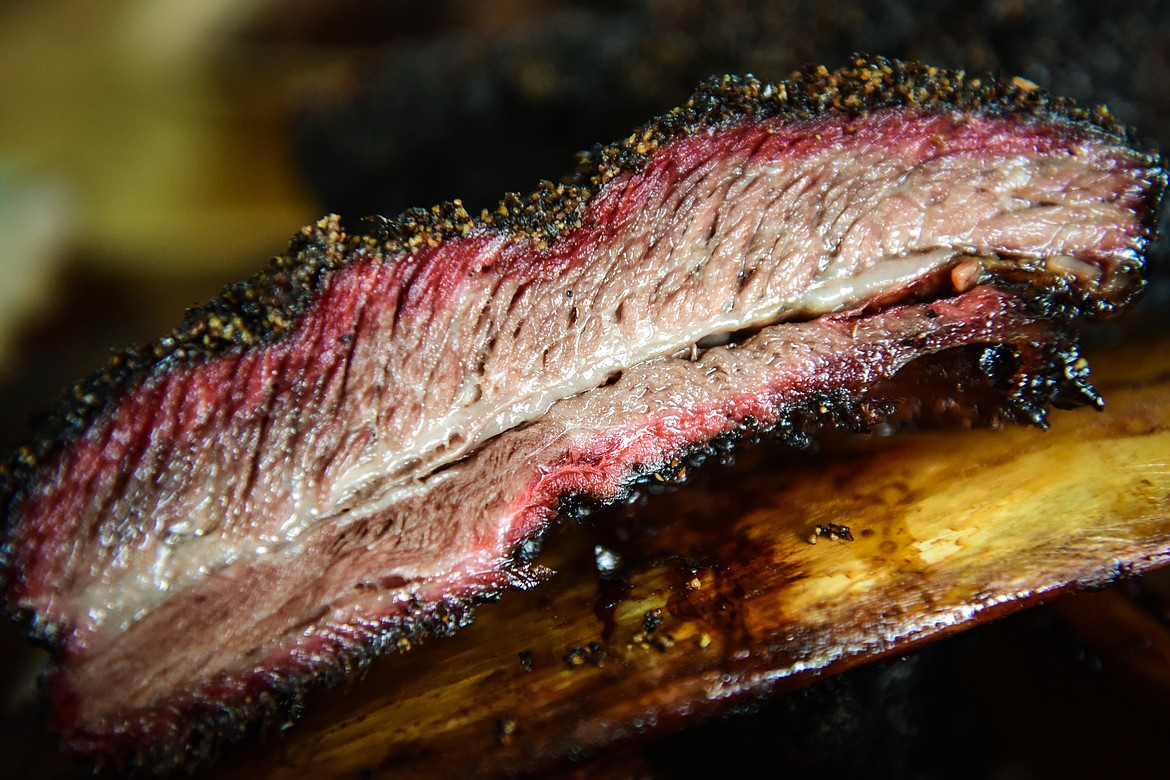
[213,330,1170,779]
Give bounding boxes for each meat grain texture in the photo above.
[1,57,1165,772]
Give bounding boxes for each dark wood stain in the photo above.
[191,330,1170,780]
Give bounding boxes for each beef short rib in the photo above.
[1,56,1164,772]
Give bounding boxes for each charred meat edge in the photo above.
[0,54,1158,495]
[0,55,1164,771]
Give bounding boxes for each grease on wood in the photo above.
[217,333,1170,780]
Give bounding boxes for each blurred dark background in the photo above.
[283,0,1170,218]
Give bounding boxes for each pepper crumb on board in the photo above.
[807,523,856,544]
[642,608,664,634]
[563,642,605,669]
[629,609,678,653]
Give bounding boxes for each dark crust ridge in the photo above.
[70,316,1099,776]
[70,599,477,777]
[0,55,1158,568]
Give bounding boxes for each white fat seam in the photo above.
[316,247,959,535]
[797,249,956,313]
[94,246,962,630]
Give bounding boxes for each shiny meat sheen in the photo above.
[1,58,1164,772]
[49,287,1086,758]
[11,111,1152,643]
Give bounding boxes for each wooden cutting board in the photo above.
[207,318,1170,779]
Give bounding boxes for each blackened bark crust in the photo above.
[0,55,1159,521]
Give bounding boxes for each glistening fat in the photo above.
[1,56,1164,773]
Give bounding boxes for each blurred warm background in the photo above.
[1,0,315,439]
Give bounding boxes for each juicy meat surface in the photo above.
[1,57,1164,771]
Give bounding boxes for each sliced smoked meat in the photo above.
[1,57,1164,771]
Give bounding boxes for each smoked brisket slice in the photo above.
[1,57,1165,771]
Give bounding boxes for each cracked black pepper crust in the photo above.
[0,55,1159,529]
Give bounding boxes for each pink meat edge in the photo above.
[46,286,1065,766]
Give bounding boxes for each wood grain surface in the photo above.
[205,324,1170,779]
